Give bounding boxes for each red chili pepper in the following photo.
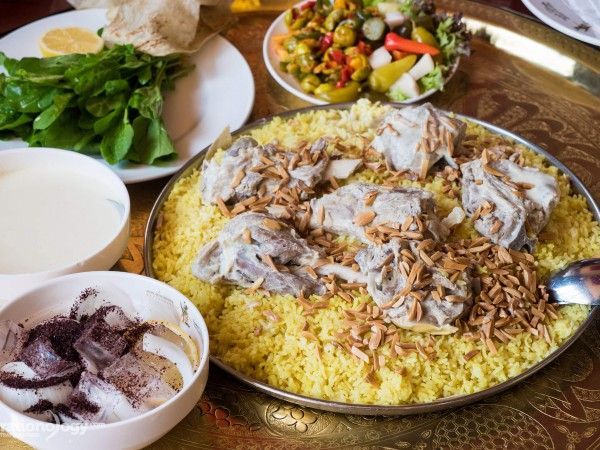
[319,32,333,53]
[301,0,316,10]
[384,32,440,56]
[357,40,372,56]
[336,66,352,87]
[329,49,345,64]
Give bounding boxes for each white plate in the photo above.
[0,9,255,183]
[522,0,600,46]
[262,3,457,106]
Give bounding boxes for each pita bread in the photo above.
[69,0,232,56]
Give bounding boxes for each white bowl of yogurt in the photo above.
[0,148,130,299]
[0,271,210,450]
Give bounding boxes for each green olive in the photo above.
[285,62,301,76]
[315,81,361,103]
[333,24,357,47]
[411,26,439,48]
[324,9,345,31]
[296,53,316,73]
[283,36,298,53]
[300,74,321,93]
[291,17,308,30]
[295,41,312,55]
[284,9,294,27]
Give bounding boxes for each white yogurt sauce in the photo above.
[0,167,123,274]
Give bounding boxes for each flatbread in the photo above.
[69,0,232,56]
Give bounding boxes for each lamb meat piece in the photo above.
[200,137,362,206]
[192,212,325,297]
[308,182,448,244]
[355,241,472,333]
[371,103,465,179]
[200,137,265,204]
[460,158,559,250]
[19,337,80,380]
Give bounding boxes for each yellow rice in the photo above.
[152,100,598,404]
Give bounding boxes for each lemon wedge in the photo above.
[147,320,200,370]
[39,27,104,57]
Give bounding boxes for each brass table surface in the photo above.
[3,0,600,448]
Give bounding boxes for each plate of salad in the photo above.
[0,9,255,184]
[263,0,470,104]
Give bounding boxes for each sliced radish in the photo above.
[368,47,392,70]
[408,54,435,80]
[142,333,194,386]
[389,73,420,99]
[384,11,406,28]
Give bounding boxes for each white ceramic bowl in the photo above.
[262,1,459,105]
[0,148,130,300]
[0,271,210,450]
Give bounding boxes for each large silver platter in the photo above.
[144,103,599,415]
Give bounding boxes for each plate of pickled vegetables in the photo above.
[263,0,471,104]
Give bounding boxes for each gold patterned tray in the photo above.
[143,104,600,415]
[2,0,600,448]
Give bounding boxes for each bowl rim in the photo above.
[0,147,131,279]
[262,1,461,106]
[143,101,600,415]
[0,270,210,429]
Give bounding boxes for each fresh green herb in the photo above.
[418,65,443,92]
[435,14,471,62]
[0,44,193,165]
[387,85,409,102]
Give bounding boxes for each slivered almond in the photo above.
[445,295,466,303]
[419,250,435,267]
[351,345,370,363]
[407,298,419,321]
[490,219,503,234]
[401,215,414,231]
[242,228,252,244]
[419,155,430,179]
[483,164,505,177]
[354,210,376,226]
[301,330,318,341]
[443,258,468,271]
[485,338,497,354]
[364,191,378,206]
[463,349,480,361]
[260,254,278,271]
[317,205,325,225]
[216,197,231,217]
[230,169,245,188]
[262,217,281,231]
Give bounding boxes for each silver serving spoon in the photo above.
[547,258,600,305]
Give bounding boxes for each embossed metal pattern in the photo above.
[1,0,599,448]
